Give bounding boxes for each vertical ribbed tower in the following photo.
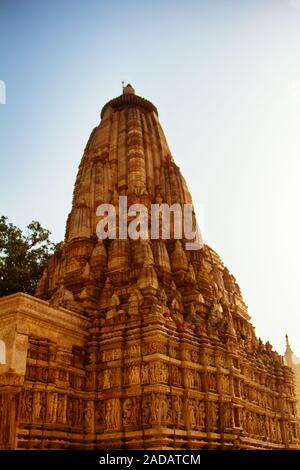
[18,85,298,449]
[36,83,195,310]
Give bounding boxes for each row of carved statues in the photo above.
[26,336,291,390]
[23,361,295,417]
[16,389,297,444]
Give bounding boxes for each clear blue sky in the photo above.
[1,0,300,356]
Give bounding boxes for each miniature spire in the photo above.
[285,334,293,355]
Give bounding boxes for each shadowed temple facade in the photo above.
[0,85,299,449]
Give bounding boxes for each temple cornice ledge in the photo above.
[101,92,158,119]
[0,293,90,340]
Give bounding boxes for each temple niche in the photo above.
[0,85,299,449]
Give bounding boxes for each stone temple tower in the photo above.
[0,86,299,449]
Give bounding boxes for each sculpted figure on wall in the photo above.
[123,344,139,358]
[66,398,73,425]
[20,391,33,422]
[196,402,206,429]
[102,369,111,389]
[95,401,105,430]
[47,392,57,423]
[57,394,66,423]
[221,403,232,430]
[149,362,168,383]
[142,396,151,425]
[173,396,183,425]
[73,398,83,426]
[207,401,219,431]
[194,370,201,390]
[129,365,140,385]
[150,394,169,424]
[141,364,149,384]
[84,401,94,434]
[186,369,195,388]
[187,399,197,428]
[170,364,181,385]
[151,394,160,424]
[123,397,140,426]
[105,398,120,430]
[32,392,42,421]
[159,395,169,423]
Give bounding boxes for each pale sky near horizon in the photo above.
[1,0,300,356]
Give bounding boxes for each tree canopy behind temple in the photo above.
[0,216,60,297]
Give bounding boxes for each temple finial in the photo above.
[123,83,135,95]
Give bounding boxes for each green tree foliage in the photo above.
[0,216,60,297]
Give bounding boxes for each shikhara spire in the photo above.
[36,86,198,311]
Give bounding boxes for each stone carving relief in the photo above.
[123,397,140,426]
[105,399,120,430]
